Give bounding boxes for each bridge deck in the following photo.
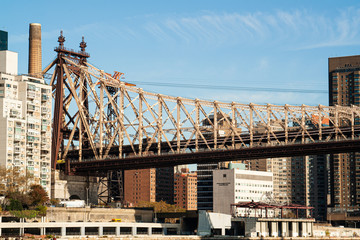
[70,138,360,175]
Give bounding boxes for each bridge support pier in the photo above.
[80,226,85,236]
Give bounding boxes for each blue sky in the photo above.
[2,0,360,106]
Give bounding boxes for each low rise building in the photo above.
[213,168,273,215]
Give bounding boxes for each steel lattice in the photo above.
[42,43,360,170]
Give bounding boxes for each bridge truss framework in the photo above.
[42,34,360,173]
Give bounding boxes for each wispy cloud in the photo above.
[10,8,360,51]
[142,8,360,49]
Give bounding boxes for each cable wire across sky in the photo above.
[130,80,328,94]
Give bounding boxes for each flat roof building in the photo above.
[0,31,8,51]
[213,168,273,215]
[124,168,156,206]
[0,49,52,194]
[329,55,360,212]
[174,168,197,210]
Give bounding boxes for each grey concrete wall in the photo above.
[244,218,257,237]
[64,174,98,204]
[53,171,98,204]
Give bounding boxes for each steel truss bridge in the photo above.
[43,34,360,174]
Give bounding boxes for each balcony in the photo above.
[27,104,36,112]
[14,135,24,141]
[41,94,49,102]
[15,122,25,128]
[9,110,20,118]
[41,157,50,163]
[41,146,50,152]
[41,107,49,113]
[27,91,35,99]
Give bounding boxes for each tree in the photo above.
[0,165,44,210]
[6,191,31,209]
[35,205,47,216]
[50,198,60,206]
[0,165,37,196]
[8,199,23,211]
[28,184,49,206]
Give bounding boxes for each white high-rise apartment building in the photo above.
[213,168,273,215]
[0,50,51,194]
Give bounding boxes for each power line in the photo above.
[129,80,328,94]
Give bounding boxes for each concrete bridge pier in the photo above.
[132,226,136,235]
[80,226,85,236]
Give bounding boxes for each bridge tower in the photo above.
[47,31,91,170]
[43,32,123,203]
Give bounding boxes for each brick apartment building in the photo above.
[174,168,197,210]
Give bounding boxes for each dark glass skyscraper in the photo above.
[0,30,8,51]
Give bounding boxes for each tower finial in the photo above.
[58,30,65,47]
[80,36,87,52]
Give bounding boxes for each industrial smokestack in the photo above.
[28,23,42,77]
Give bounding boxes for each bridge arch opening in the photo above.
[69,195,81,200]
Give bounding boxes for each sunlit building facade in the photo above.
[0,49,52,194]
[329,55,360,211]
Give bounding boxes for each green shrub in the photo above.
[35,205,47,216]
[10,210,38,219]
[8,199,23,211]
